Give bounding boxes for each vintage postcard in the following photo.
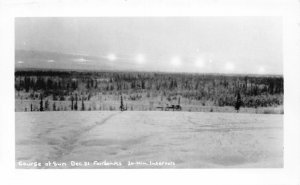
[1,0,300,185]
[14,17,283,169]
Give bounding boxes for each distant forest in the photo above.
[15,70,283,110]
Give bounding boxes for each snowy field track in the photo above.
[15,111,283,168]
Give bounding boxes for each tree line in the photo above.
[15,70,283,108]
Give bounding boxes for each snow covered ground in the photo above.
[15,111,283,168]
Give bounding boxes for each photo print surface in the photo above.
[15,17,283,168]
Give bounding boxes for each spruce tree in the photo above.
[71,95,74,110]
[120,95,124,111]
[81,97,85,111]
[74,94,78,110]
[39,95,44,111]
[53,102,56,111]
[45,99,49,111]
[235,92,242,112]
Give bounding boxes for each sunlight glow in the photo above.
[17,61,24,64]
[107,53,117,61]
[171,56,181,67]
[258,66,265,74]
[225,62,235,71]
[74,58,89,62]
[135,54,145,64]
[47,59,55,63]
[195,57,205,68]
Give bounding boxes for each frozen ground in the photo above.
[15,111,283,168]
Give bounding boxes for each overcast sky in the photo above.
[15,17,282,74]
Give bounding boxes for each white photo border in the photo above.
[0,0,299,185]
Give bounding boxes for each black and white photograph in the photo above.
[14,17,284,169]
[2,0,300,185]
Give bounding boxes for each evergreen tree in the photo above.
[71,95,74,110]
[120,95,124,111]
[235,92,242,112]
[39,95,44,111]
[45,99,49,111]
[86,80,90,89]
[74,94,78,110]
[81,97,85,111]
[53,102,56,111]
[95,81,98,89]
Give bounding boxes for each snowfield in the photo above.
[15,111,283,168]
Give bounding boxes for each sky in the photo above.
[15,17,283,74]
